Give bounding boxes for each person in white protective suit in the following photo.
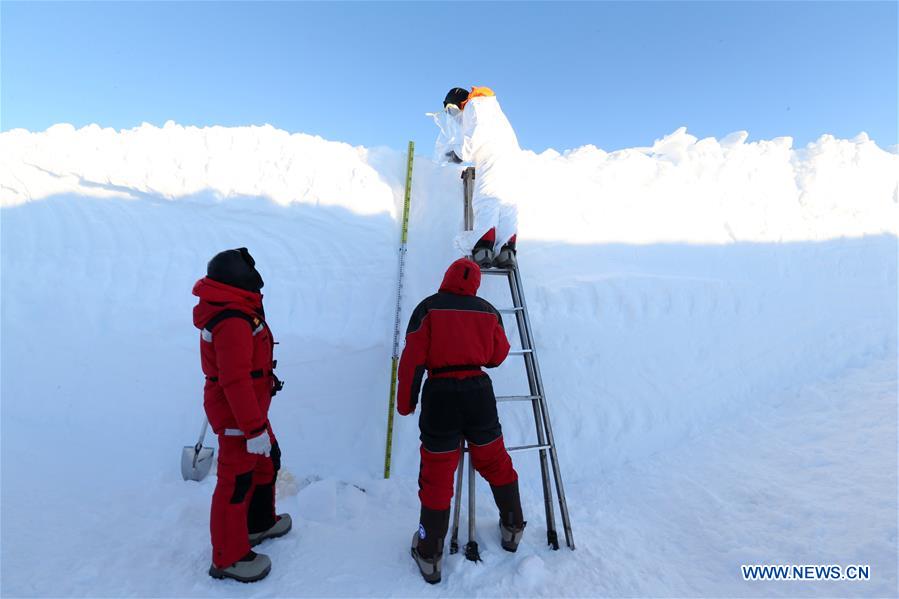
[434,86,523,269]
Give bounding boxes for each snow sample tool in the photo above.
[384,140,415,479]
[450,167,576,552]
[182,417,214,481]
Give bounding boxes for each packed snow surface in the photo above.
[1,123,897,597]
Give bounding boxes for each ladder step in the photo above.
[509,349,533,355]
[480,268,513,275]
[507,443,552,454]
[496,394,541,403]
[498,307,524,314]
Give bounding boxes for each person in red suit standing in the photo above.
[397,258,526,584]
[192,247,290,583]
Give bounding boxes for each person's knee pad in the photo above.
[418,446,461,510]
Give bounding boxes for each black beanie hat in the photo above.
[207,247,264,292]
[443,87,470,108]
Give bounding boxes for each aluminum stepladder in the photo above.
[449,167,574,561]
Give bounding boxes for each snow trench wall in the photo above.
[1,123,896,486]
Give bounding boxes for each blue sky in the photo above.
[2,1,896,152]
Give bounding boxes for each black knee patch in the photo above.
[247,483,276,533]
[230,471,254,504]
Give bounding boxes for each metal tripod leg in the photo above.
[449,444,464,554]
[464,447,480,561]
[449,443,481,561]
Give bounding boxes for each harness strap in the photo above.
[206,369,269,383]
[429,364,483,375]
[201,309,264,342]
[202,310,283,396]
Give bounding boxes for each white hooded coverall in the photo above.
[435,88,522,255]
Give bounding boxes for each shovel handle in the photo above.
[191,418,210,467]
[196,418,209,448]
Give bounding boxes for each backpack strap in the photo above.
[201,310,264,342]
[201,309,282,396]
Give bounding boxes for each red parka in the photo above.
[397,258,511,416]
[193,277,276,437]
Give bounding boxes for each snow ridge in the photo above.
[1,123,896,597]
[2,122,896,243]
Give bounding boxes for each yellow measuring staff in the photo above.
[384,141,414,479]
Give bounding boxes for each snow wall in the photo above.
[2,122,895,477]
[1,123,896,595]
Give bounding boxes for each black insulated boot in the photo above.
[247,480,293,547]
[249,513,293,547]
[208,550,271,583]
[492,242,517,269]
[491,480,526,552]
[500,520,527,552]
[410,506,449,584]
[411,532,443,584]
[471,238,495,269]
[472,246,494,268]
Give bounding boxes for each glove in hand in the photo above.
[246,431,272,457]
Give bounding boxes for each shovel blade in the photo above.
[182,446,214,481]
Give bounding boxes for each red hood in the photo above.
[439,258,481,296]
[192,277,263,329]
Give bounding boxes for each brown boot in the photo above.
[491,480,526,552]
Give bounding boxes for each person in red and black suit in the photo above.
[192,248,290,583]
[397,257,526,584]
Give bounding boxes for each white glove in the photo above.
[246,431,272,457]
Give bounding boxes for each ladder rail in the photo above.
[507,266,559,549]
[510,266,576,550]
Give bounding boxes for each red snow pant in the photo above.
[210,427,280,568]
[417,374,518,510]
